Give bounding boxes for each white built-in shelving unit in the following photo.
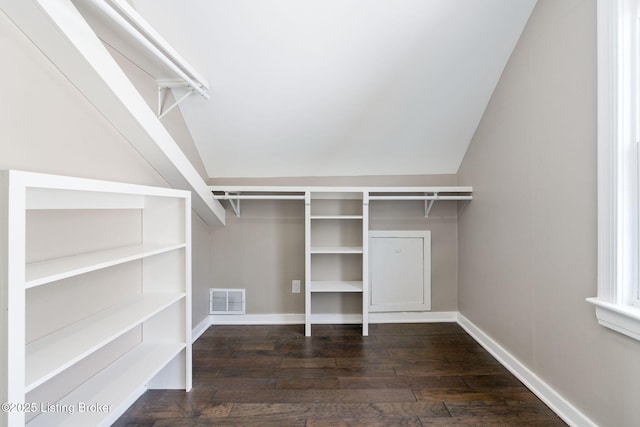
[210,185,472,337]
[1,170,192,427]
[305,191,369,336]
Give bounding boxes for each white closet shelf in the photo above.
[309,281,363,293]
[210,185,472,194]
[310,246,363,254]
[26,342,185,427]
[210,185,472,218]
[310,215,363,220]
[25,293,184,392]
[367,195,473,201]
[25,243,186,289]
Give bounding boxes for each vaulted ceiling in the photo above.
[131,0,537,178]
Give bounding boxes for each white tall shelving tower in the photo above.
[305,191,369,336]
[1,170,192,427]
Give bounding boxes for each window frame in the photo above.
[588,0,640,341]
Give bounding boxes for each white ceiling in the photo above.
[131,0,536,179]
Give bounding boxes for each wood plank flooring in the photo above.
[113,323,567,426]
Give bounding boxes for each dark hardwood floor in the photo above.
[114,323,566,426]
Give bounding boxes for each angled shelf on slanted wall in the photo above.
[0,170,192,427]
[1,0,225,227]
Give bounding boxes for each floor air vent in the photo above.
[210,288,246,314]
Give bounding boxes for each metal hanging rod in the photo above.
[90,0,210,119]
[212,192,306,217]
[210,187,472,218]
[369,193,472,217]
[368,195,473,201]
[213,194,306,201]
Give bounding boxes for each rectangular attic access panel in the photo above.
[369,230,431,312]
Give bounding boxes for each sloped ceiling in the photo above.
[132,0,536,178]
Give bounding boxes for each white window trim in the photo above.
[587,0,640,341]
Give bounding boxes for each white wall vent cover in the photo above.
[210,288,246,314]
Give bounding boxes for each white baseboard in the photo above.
[457,313,596,427]
[210,313,303,325]
[370,311,457,323]
[310,313,362,324]
[191,316,212,342]
[209,311,458,326]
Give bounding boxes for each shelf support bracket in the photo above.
[225,192,241,217]
[157,79,195,119]
[424,193,437,218]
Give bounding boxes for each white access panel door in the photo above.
[369,230,431,312]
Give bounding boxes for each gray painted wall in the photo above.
[457,1,640,425]
[0,10,212,330]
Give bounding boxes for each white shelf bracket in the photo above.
[425,193,437,218]
[157,80,195,119]
[224,192,241,217]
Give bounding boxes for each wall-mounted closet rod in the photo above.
[91,0,210,99]
[212,193,305,217]
[210,188,473,218]
[368,193,473,217]
[213,194,305,200]
[368,195,473,201]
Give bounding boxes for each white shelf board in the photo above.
[25,243,186,289]
[25,293,184,392]
[11,170,191,199]
[210,185,472,193]
[368,195,473,201]
[310,281,364,293]
[310,246,363,254]
[310,215,363,220]
[26,342,185,427]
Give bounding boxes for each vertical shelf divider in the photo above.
[304,191,312,337]
[362,191,369,336]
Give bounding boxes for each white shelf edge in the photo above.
[368,195,473,201]
[209,185,473,193]
[25,243,186,289]
[310,246,363,254]
[26,342,185,427]
[309,281,364,293]
[25,293,185,392]
[310,215,363,220]
[10,170,191,199]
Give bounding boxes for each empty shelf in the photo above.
[25,243,186,288]
[310,246,363,254]
[309,281,364,292]
[26,293,184,392]
[309,215,363,220]
[26,342,185,427]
